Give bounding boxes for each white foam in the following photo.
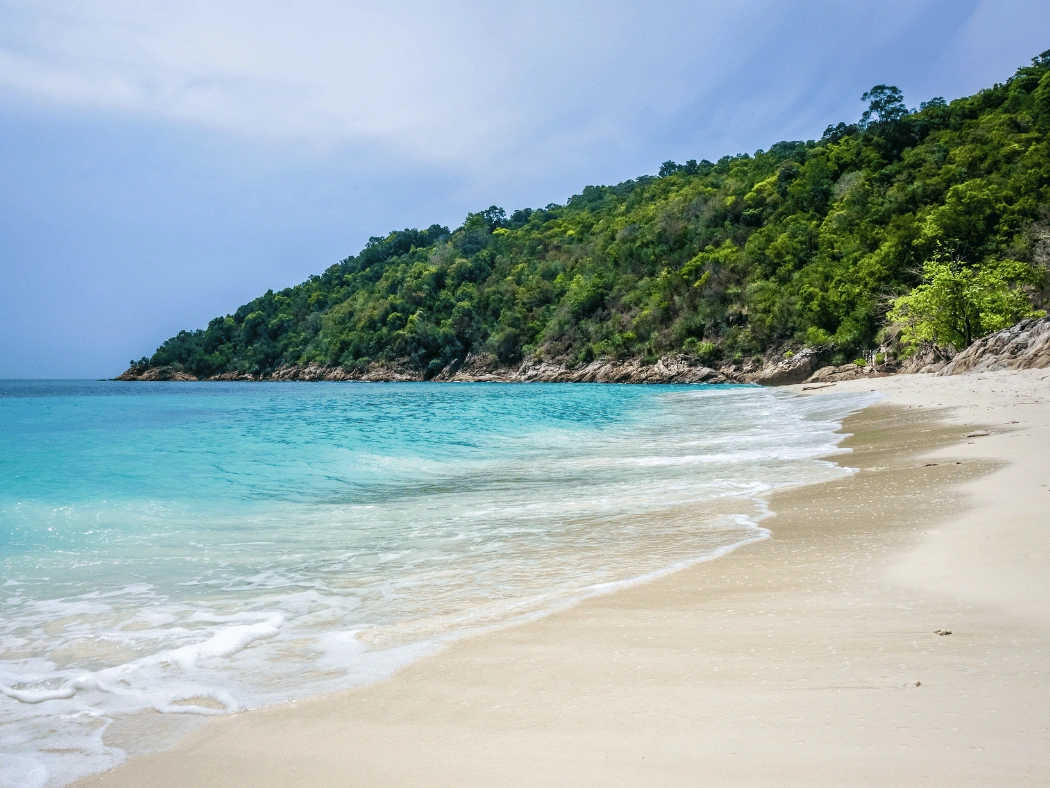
[0,386,880,787]
[0,755,49,788]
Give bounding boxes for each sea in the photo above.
[0,380,877,787]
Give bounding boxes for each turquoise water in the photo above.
[0,381,874,787]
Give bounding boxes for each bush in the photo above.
[489,327,523,364]
[684,338,721,365]
[805,327,832,347]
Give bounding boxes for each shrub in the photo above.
[805,327,832,346]
[684,338,721,365]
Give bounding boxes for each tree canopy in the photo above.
[144,52,1050,379]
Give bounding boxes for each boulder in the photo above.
[940,317,1050,375]
[805,363,887,384]
[899,343,956,374]
[746,347,828,386]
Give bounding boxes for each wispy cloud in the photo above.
[0,0,978,172]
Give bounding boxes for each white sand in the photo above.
[75,370,1050,787]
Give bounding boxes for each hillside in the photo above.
[124,52,1050,382]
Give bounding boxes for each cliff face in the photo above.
[940,317,1050,375]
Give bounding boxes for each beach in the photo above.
[74,369,1050,787]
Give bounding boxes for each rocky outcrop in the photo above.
[114,354,737,384]
[804,363,889,384]
[743,347,829,386]
[209,370,261,381]
[940,317,1050,375]
[114,365,198,381]
[268,362,420,382]
[899,343,956,375]
[439,353,732,384]
[527,355,728,384]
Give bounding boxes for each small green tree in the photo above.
[888,257,1044,351]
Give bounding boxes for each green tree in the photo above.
[859,85,908,127]
[888,257,1044,350]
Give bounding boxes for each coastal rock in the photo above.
[438,353,728,384]
[524,355,724,384]
[805,363,888,384]
[210,370,259,381]
[431,353,508,382]
[267,362,422,382]
[745,347,828,386]
[115,354,736,385]
[114,365,198,381]
[940,317,1050,375]
[900,343,956,374]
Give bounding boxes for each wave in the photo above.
[0,383,881,786]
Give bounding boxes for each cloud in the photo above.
[0,2,722,158]
[0,0,975,173]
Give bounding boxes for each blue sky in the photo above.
[1,0,1047,378]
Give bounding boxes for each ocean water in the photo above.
[0,380,876,787]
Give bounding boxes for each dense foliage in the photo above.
[888,257,1043,350]
[142,53,1050,378]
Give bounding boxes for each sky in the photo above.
[1,0,1047,378]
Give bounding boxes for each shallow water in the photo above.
[0,380,876,786]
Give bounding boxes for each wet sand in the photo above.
[76,369,1050,787]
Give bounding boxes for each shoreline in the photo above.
[112,345,890,386]
[112,357,742,385]
[76,370,1050,787]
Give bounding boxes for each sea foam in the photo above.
[0,381,879,786]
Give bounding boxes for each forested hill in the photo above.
[131,52,1050,380]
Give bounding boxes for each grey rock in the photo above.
[745,347,829,386]
[940,317,1050,375]
[805,363,888,384]
[900,343,956,374]
[114,365,198,381]
[115,354,739,385]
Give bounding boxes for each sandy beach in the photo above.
[75,369,1050,787]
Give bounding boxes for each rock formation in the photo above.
[113,365,198,381]
[940,317,1050,375]
[114,354,738,385]
[742,347,829,386]
[804,363,889,384]
[441,354,730,384]
[899,343,956,375]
